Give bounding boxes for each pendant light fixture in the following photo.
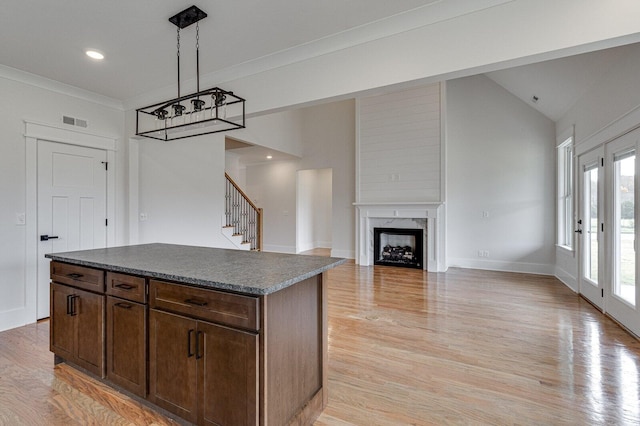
[136,6,245,141]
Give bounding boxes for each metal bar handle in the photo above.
[70,295,78,316]
[196,330,203,360]
[188,329,195,357]
[115,283,135,290]
[114,302,132,309]
[185,298,208,306]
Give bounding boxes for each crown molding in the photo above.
[0,64,124,111]
[122,0,514,112]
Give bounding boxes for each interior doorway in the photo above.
[296,169,332,254]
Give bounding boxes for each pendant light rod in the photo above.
[176,27,181,98]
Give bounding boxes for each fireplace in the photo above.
[374,228,423,269]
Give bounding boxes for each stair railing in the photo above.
[225,173,263,251]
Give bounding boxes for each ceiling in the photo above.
[0,1,635,125]
[0,0,440,102]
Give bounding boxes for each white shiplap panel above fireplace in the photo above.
[357,83,442,203]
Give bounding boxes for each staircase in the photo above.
[223,173,262,251]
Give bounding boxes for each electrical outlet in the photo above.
[478,250,489,258]
[482,210,489,218]
[139,213,148,221]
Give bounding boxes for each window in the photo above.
[557,137,574,249]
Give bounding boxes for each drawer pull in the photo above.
[115,283,135,290]
[185,298,208,307]
[67,273,84,280]
[115,302,132,309]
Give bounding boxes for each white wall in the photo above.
[446,75,556,274]
[0,73,124,331]
[296,168,332,252]
[245,100,355,257]
[136,132,236,249]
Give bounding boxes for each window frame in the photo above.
[557,136,574,250]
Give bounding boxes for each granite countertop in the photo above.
[45,243,346,295]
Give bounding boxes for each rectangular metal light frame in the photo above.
[135,88,246,141]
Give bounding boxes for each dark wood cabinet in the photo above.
[50,282,105,377]
[106,295,147,397]
[148,308,258,426]
[148,309,198,423]
[49,254,328,426]
[198,320,258,426]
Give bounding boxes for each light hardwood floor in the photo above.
[1,264,640,425]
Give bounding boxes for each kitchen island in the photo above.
[46,243,345,426]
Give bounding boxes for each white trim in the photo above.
[575,103,640,156]
[0,64,123,110]
[24,120,118,151]
[330,249,355,259]
[354,202,446,272]
[24,121,117,327]
[262,244,296,254]
[448,258,555,276]
[128,139,140,245]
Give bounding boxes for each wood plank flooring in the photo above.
[1,264,640,425]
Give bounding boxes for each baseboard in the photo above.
[554,266,578,292]
[447,258,554,276]
[263,244,296,254]
[330,249,355,259]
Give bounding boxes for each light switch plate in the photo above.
[16,213,25,225]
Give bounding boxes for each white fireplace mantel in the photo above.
[354,202,446,272]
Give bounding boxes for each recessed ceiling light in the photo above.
[86,50,104,60]
[266,155,273,159]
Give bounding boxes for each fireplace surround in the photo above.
[354,202,446,272]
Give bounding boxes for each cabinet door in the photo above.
[50,283,75,360]
[198,321,259,426]
[73,287,105,377]
[149,309,198,423]
[106,296,147,397]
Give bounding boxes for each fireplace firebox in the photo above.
[373,228,423,269]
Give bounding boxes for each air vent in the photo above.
[62,115,88,128]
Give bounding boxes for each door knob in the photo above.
[40,235,59,241]
[575,229,582,234]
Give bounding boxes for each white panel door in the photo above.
[606,130,640,336]
[37,141,107,319]
[578,147,604,310]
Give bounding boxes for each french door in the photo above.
[605,130,639,336]
[578,148,604,309]
[578,130,640,336]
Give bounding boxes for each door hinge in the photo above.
[601,158,604,167]
[105,219,108,226]
[601,223,604,232]
[101,161,108,171]
[602,288,604,297]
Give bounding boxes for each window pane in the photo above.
[585,167,598,284]
[614,154,635,306]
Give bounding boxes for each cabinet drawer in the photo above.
[149,280,259,331]
[50,261,104,293]
[106,272,146,303]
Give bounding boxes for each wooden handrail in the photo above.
[225,173,260,212]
